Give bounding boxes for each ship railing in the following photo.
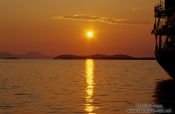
[162,42,175,49]
[154,1,166,17]
[154,21,170,35]
[158,23,169,30]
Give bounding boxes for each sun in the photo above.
[86,31,94,39]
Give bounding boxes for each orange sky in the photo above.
[0,0,159,57]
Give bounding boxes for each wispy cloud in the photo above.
[52,14,151,25]
[53,14,127,24]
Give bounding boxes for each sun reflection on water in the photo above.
[85,59,96,114]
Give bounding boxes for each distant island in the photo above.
[54,54,155,60]
[0,52,155,60]
[0,52,52,59]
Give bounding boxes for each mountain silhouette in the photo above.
[0,52,18,59]
[0,52,51,59]
[0,52,155,59]
[54,54,135,60]
[54,54,155,60]
[19,52,51,59]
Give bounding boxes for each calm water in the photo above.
[0,59,174,114]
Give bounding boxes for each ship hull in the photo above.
[155,48,175,79]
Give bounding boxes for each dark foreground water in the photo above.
[0,60,174,114]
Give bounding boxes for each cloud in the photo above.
[52,14,151,25]
[53,14,127,24]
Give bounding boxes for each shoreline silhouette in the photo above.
[0,52,155,60]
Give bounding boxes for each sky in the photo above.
[0,0,159,57]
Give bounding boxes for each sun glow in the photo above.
[86,31,94,39]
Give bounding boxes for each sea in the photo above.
[0,59,174,114]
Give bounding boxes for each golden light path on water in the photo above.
[85,59,96,114]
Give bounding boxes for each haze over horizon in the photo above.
[0,0,159,57]
[0,51,155,58]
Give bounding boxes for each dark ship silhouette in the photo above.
[152,0,175,79]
